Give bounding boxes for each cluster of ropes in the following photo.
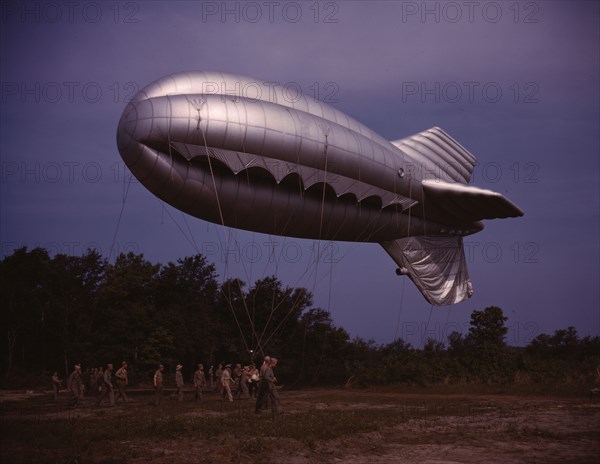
[110,95,441,356]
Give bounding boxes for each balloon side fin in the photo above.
[422,179,524,222]
[380,236,474,306]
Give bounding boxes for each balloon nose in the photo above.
[116,99,157,165]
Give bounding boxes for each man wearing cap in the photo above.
[236,365,250,399]
[208,365,214,389]
[174,364,184,402]
[255,356,271,412]
[67,364,82,408]
[193,364,205,401]
[221,365,233,402]
[96,363,115,407]
[266,357,281,414]
[214,363,223,395]
[51,371,63,401]
[115,361,129,403]
[233,363,242,395]
[153,364,164,406]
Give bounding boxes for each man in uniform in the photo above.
[208,365,214,389]
[236,365,250,399]
[233,363,242,395]
[115,361,129,403]
[214,363,223,395]
[193,364,205,401]
[248,364,259,398]
[255,356,271,412]
[221,364,234,402]
[153,364,164,406]
[152,364,165,406]
[67,364,82,408]
[96,363,115,407]
[51,371,63,401]
[174,364,184,401]
[94,366,104,396]
[265,357,281,414]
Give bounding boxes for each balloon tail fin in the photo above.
[380,236,474,306]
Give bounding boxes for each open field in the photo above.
[1,387,599,464]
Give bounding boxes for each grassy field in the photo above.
[1,387,599,463]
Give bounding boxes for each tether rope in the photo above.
[108,166,134,262]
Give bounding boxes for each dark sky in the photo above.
[1,1,598,347]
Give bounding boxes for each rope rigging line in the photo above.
[445,305,452,331]
[393,174,413,342]
[418,180,435,349]
[155,199,201,254]
[259,286,313,350]
[254,122,334,355]
[182,212,200,254]
[108,169,133,262]
[193,99,260,355]
[220,279,251,353]
[394,277,406,341]
[421,304,434,348]
[186,99,249,351]
[312,129,330,293]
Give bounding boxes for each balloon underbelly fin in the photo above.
[380,236,474,306]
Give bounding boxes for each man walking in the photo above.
[51,371,63,401]
[115,361,129,403]
[193,364,205,401]
[67,364,82,408]
[153,364,164,406]
[255,356,270,412]
[96,363,115,407]
[266,357,281,414]
[221,365,234,402]
[208,365,214,389]
[214,363,223,395]
[174,364,184,402]
[236,366,250,399]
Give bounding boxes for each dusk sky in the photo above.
[1,1,598,347]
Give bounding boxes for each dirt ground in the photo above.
[1,388,599,464]
[270,393,599,464]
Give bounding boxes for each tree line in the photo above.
[1,247,598,390]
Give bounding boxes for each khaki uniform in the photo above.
[236,368,250,399]
[265,365,280,414]
[153,368,164,406]
[193,367,205,401]
[67,369,82,408]
[175,369,184,402]
[96,368,115,406]
[221,368,233,402]
[215,365,223,394]
[51,373,62,401]
[115,366,128,403]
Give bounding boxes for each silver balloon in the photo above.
[117,72,523,306]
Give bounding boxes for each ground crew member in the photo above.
[221,364,234,402]
[266,357,281,414]
[255,356,271,412]
[208,365,214,389]
[174,364,184,401]
[51,371,63,401]
[67,364,82,408]
[96,363,115,407]
[193,364,205,401]
[236,366,250,399]
[115,361,129,403]
[153,364,164,406]
[215,363,223,394]
[233,363,242,393]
